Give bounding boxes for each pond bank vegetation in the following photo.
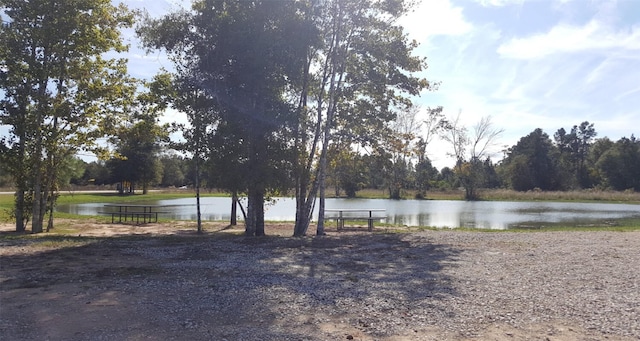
[350,188,640,204]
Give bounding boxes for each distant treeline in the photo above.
[2,123,635,197]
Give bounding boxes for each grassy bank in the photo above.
[0,191,225,222]
[344,188,640,203]
[478,189,640,203]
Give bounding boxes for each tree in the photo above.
[106,75,170,195]
[414,106,445,198]
[80,160,110,186]
[107,117,165,194]
[413,150,439,198]
[587,137,614,188]
[166,75,219,233]
[0,153,14,187]
[159,154,186,187]
[381,106,422,199]
[0,0,135,233]
[501,128,566,191]
[596,136,640,191]
[554,121,597,188]
[441,114,503,200]
[139,0,308,236]
[362,152,389,190]
[292,0,431,236]
[326,145,366,197]
[58,156,86,188]
[439,166,457,190]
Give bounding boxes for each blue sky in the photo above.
[401,0,640,167]
[3,0,639,169]
[119,0,639,168]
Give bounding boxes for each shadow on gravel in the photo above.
[221,232,462,338]
[0,231,460,340]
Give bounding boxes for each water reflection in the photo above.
[56,197,640,230]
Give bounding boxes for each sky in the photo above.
[400,0,640,168]
[2,0,639,169]
[119,0,640,169]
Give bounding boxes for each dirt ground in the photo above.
[1,220,638,340]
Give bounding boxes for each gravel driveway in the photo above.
[1,223,638,340]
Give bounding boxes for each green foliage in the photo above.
[58,157,87,188]
[139,0,311,236]
[414,134,442,198]
[159,154,186,187]
[554,121,597,188]
[294,0,430,234]
[327,147,367,198]
[0,0,136,232]
[107,117,165,193]
[79,161,110,186]
[500,128,566,191]
[501,125,638,193]
[596,136,640,191]
[105,77,171,194]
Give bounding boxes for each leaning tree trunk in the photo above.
[292,44,319,237]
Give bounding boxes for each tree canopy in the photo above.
[138,0,431,236]
[0,0,134,232]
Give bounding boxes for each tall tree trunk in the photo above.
[244,110,267,236]
[255,189,265,236]
[315,3,350,235]
[14,144,26,232]
[246,182,266,236]
[30,25,52,234]
[31,156,43,234]
[293,52,319,237]
[44,118,60,232]
[230,191,238,226]
[14,190,25,233]
[195,155,202,234]
[315,56,344,236]
[31,114,44,233]
[46,205,54,232]
[246,190,256,236]
[316,128,331,235]
[45,164,57,232]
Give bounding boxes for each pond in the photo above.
[55,197,640,230]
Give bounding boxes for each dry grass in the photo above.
[342,188,640,203]
[481,188,640,203]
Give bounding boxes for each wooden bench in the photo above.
[325,209,387,232]
[101,204,168,225]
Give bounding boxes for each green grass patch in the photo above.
[35,237,93,248]
[54,191,216,205]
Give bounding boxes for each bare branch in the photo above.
[471,116,504,160]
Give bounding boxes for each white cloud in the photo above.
[615,87,640,101]
[498,20,640,59]
[401,0,473,41]
[411,0,640,168]
[473,0,525,7]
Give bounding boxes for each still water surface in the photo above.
[56,197,640,229]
